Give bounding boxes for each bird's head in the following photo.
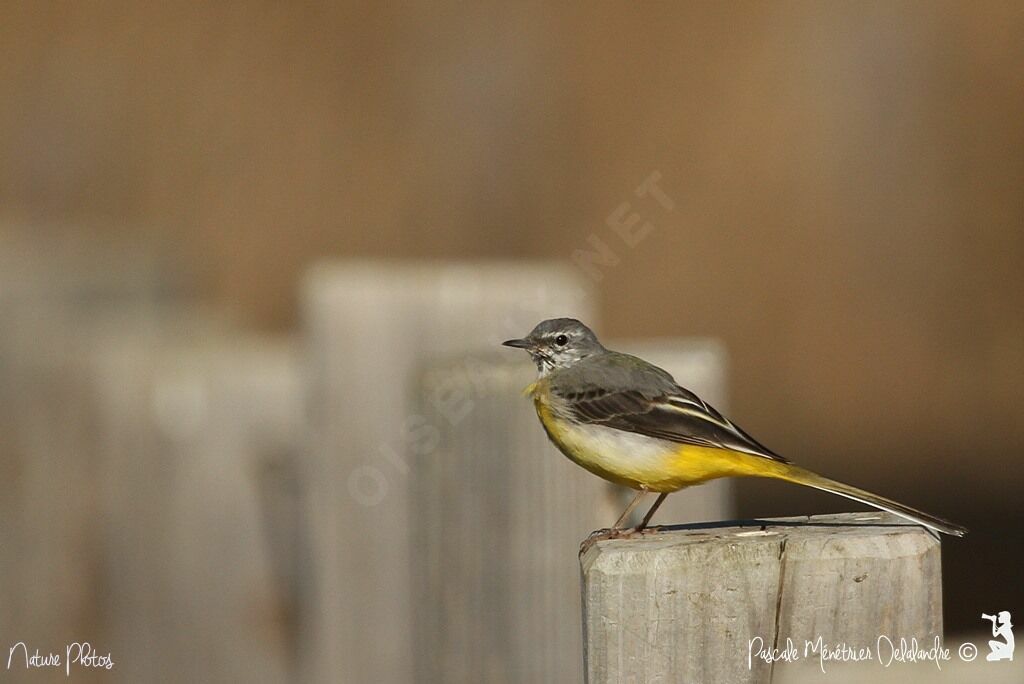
[502,318,605,375]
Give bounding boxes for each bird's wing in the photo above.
[553,358,788,463]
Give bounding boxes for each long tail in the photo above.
[772,463,967,537]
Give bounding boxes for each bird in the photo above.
[502,317,966,539]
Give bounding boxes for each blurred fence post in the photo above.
[0,239,179,651]
[85,312,224,674]
[580,513,943,683]
[410,339,732,683]
[412,355,616,683]
[149,336,304,682]
[299,261,594,684]
[87,318,305,681]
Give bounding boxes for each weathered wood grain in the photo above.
[580,513,943,684]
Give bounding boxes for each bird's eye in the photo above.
[555,334,568,346]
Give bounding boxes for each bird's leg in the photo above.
[637,492,669,531]
[612,487,649,530]
[580,487,651,555]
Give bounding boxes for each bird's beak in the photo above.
[502,338,532,349]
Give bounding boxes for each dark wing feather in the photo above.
[552,356,787,463]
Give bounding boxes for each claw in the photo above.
[579,527,634,555]
[579,525,670,555]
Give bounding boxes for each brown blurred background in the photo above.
[1,0,1021,637]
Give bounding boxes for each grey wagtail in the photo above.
[503,318,966,537]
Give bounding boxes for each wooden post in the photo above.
[148,336,303,683]
[89,327,303,682]
[0,240,178,653]
[580,513,942,684]
[299,261,594,684]
[412,355,615,684]
[411,340,731,683]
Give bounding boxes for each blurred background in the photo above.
[1,2,1022,682]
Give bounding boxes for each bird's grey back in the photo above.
[547,350,680,399]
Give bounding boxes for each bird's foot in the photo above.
[579,525,670,555]
[579,526,639,555]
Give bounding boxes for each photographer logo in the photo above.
[982,611,1014,662]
